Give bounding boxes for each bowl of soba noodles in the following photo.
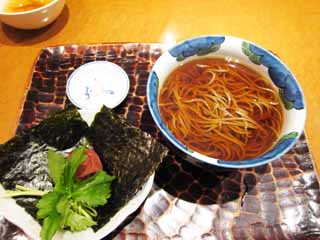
[147,35,306,168]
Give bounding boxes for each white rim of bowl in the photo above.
[0,0,61,15]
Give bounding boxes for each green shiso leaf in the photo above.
[72,171,115,207]
[64,207,96,231]
[64,146,86,191]
[47,150,65,186]
[40,213,62,240]
[36,191,63,219]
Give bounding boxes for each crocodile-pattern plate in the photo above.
[1,43,320,240]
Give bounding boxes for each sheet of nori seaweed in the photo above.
[87,107,168,229]
[32,107,88,150]
[0,108,88,221]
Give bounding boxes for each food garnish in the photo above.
[4,145,115,240]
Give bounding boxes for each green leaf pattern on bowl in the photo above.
[197,44,221,56]
[242,42,261,65]
[279,89,294,110]
[279,132,299,142]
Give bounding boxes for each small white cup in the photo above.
[67,61,130,111]
[0,0,65,29]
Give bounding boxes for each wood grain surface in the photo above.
[0,0,319,172]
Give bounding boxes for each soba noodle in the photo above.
[159,58,283,161]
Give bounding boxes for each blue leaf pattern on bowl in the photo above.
[169,36,225,61]
[242,42,304,110]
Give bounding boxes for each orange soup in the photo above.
[4,0,53,13]
[159,58,284,161]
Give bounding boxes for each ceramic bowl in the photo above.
[0,0,65,29]
[147,35,306,169]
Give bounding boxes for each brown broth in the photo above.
[4,0,53,12]
[159,58,284,161]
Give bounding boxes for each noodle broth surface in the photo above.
[159,58,284,161]
[4,0,53,12]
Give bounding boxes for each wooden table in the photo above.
[0,0,319,172]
